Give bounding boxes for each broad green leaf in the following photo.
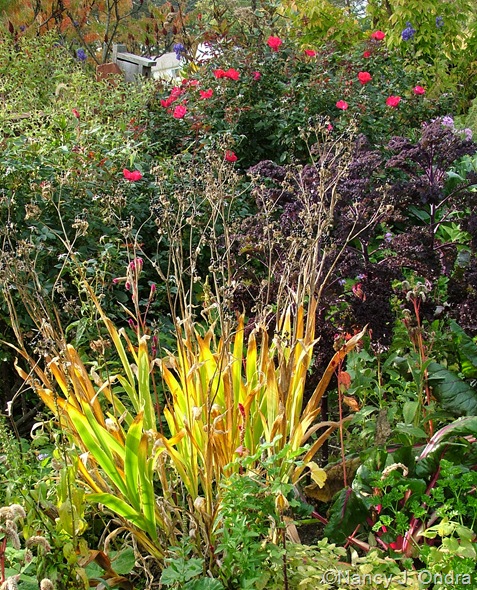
[450,321,477,376]
[394,423,428,439]
[111,547,136,575]
[402,401,419,425]
[185,579,224,590]
[160,558,204,584]
[428,361,477,416]
[323,488,369,544]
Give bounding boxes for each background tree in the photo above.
[366,0,477,105]
[1,0,194,63]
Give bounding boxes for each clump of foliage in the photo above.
[2,5,477,588]
[147,30,454,167]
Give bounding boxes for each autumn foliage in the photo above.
[2,0,191,63]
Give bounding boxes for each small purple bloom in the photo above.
[441,116,454,128]
[76,48,87,62]
[401,22,416,41]
[19,25,26,32]
[173,43,185,60]
[436,16,444,28]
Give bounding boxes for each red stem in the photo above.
[0,536,7,584]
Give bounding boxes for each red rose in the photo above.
[413,85,425,95]
[173,105,187,118]
[224,68,240,80]
[336,100,349,110]
[214,69,226,78]
[304,49,316,57]
[363,51,371,58]
[252,71,261,81]
[225,150,237,162]
[123,169,142,182]
[386,95,401,108]
[199,89,213,99]
[72,108,80,119]
[371,30,385,40]
[160,97,174,108]
[358,71,372,84]
[267,36,283,51]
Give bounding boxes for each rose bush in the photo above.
[147,30,455,167]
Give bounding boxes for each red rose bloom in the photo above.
[363,51,371,58]
[214,69,226,78]
[413,85,425,95]
[386,95,401,108]
[123,169,142,182]
[224,68,240,80]
[304,49,316,57]
[252,71,261,81]
[336,100,349,110]
[160,97,174,108]
[358,71,372,84]
[72,108,80,119]
[173,105,187,118]
[199,89,213,99]
[225,150,237,162]
[371,30,385,40]
[267,36,283,51]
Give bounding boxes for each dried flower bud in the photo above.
[194,496,207,513]
[275,491,289,513]
[26,536,52,553]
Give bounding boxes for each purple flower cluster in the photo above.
[401,22,416,41]
[173,43,185,61]
[76,48,87,62]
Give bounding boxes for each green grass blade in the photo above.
[68,405,128,498]
[124,413,144,511]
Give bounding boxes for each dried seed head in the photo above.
[8,527,21,550]
[26,535,52,553]
[40,580,55,590]
[1,574,20,589]
[9,505,26,520]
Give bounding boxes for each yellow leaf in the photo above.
[307,461,327,488]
